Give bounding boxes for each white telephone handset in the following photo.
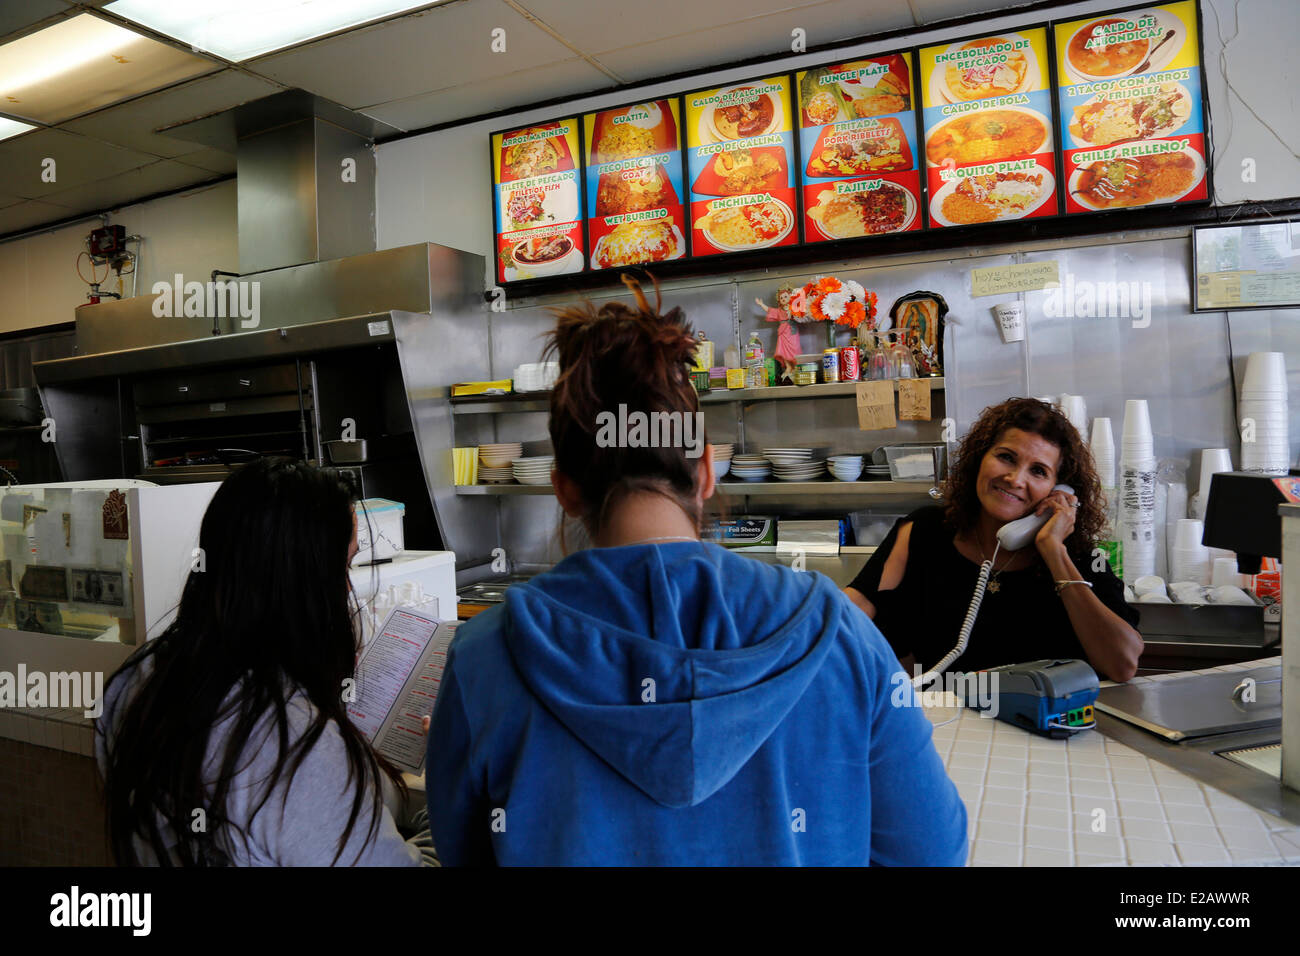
[996,484,1075,551]
[913,483,1076,689]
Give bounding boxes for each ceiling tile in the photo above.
[591,0,915,84]
[0,200,82,235]
[33,158,218,215]
[245,0,580,111]
[0,128,159,199]
[61,69,282,158]
[362,57,610,130]
[171,146,236,174]
[0,0,67,44]
[910,0,1000,25]
[0,13,218,124]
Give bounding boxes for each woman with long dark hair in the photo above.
[844,397,1142,682]
[97,458,427,865]
[425,278,967,866]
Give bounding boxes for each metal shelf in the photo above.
[457,480,938,497]
[449,378,943,414]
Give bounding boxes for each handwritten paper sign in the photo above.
[856,381,896,431]
[898,379,931,421]
[971,261,1061,298]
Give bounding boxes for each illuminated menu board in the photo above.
[491,119,584,284]
[919,27,1059,228]
[582,100,687,271]
[1055,1,1208,214]
[684,75,799,257]
[795,52,922,242]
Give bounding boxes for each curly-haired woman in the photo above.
[844,398,1142,682]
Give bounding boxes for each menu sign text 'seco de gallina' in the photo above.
[492,120,585,284]
[684,76,800,257]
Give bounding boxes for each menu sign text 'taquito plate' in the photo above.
[795,51,923,243]
[491,119,584,284]
[684,76,800,257]
[582,99,688,271]
[1055,1,1208,214]
[919,26,1059,228]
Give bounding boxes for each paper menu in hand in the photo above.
[347,606,458,775]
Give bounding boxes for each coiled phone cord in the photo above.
[912,543,999,690]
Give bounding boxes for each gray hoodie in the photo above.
[96,657,424,866]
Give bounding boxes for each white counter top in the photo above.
[929,661,1300,866]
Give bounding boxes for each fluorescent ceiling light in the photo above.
[0,14,213,124]
[0,117,37,142]
[105,0,440,62]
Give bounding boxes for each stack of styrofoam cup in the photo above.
[1118,400,1157,583]
[1058,394,1087,439]
[1240,351,1290,474]
[1190,447,1233,519]
[1164,480,1187,581]
[1090,418,1115,489]
[1171,518,1211,585]
[1211,557,1247,589]
[1154,482,1169,580]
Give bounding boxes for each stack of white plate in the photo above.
[730,454,771,481]
[511,455,554,485]
[712,443,734,479]
[828,455,864,481]
[764,448,823,481]
[479,466,515,483]
[514,362,560,393]
[864,462,891,478]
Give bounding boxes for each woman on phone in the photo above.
[97,458,432,866]
[844,398,1142,682]
[426,278,967,866]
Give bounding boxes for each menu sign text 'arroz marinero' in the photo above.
[1055,1,1208,214]
[583,100,688,271]
[920,26,1059,228]
[796,52,923,243]
[684,76,799,257]
[492,120,584,284]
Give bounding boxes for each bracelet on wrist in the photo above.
[1054,579,1093,594]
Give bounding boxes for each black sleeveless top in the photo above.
[847,506,1138,676]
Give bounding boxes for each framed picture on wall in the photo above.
[1193,221,1300,311]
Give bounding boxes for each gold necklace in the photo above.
[976,529,1017,593]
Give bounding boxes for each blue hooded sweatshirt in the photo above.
[426,541,967,866]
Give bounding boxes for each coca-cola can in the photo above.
[839,346,860,381]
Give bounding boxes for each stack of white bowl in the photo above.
[511,455,554,485]
[764,448,825,481]
[514,362,560,393]
[479,442,523,483]
[1170,518,1211,584]
[1118,399,1157,583]
[828,455,864,481]
[1240,351,1290,474]
[712,443,734,479]
[730,454,771,481]
[1132,575,1172,603]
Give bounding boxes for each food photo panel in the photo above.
[796,52,924,242]
[1055,1,1209,214]
[684,75,800,257]
[491,118,586,284]
[583,99,688,271]
[919,26,1060,228]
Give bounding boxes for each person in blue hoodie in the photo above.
[426,277,968,866]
